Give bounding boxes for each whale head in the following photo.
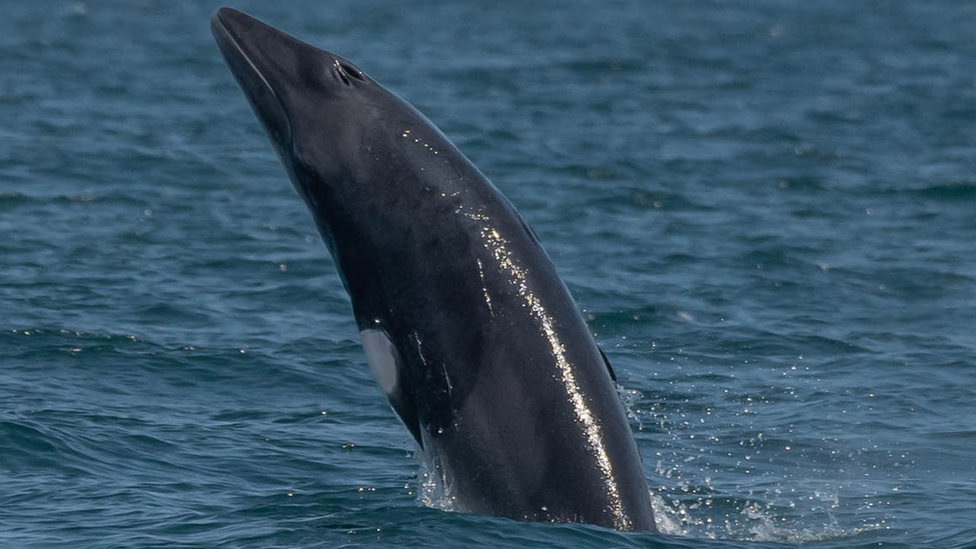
[211,8,433,225]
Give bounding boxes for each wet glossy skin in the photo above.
[211,7,654,530]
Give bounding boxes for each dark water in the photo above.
[2,0,975,547]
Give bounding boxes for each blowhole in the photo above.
[335,60,364,83]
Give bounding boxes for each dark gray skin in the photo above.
[211,7,655,531]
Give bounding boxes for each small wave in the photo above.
[0,191,30,203]
[912,182,976,201]
[1,327,151,360]
[870,181,976,201]
[623,187,712,212]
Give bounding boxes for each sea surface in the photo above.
[2,1,975,547]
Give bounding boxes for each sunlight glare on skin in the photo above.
[462,206,630,530]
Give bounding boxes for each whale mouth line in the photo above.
[211,8,293,148]
[211,11,278,104]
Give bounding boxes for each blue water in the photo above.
[2,0,975,547]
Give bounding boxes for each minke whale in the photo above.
[211,7,655,531]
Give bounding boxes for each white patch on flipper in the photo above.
[360,329,399,395]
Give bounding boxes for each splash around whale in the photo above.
[210,7,655,531]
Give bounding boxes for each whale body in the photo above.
[211,7,655,531]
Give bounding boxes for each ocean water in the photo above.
[2,0,975,547]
